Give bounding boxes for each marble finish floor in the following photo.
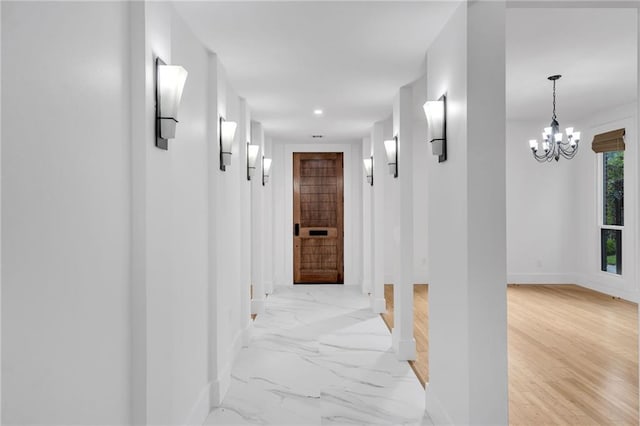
[204,285,430,425]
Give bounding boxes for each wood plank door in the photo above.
[293,152,344,284]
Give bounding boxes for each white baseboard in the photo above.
[507,273,576,285]
[251,297,265,315]
[208,372,229,408]
[242,322,253,347]
[210,329,245,407]
[184,383,210,426]
[509,272,639,303]
[575,273,639,303]
[370,296,386,314]
[392,329,416,361]
[425,384,453,425]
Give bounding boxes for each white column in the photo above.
[425,2,508,424]
[239,99,253,345]
[264,136,274,294]
[391,86,416,361]
[371,122,386,313]
[637,6,640,414]
[251,121,266,314]
[362,136,373,295]
[206,52,224,406]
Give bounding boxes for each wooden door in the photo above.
[293,152,344,284]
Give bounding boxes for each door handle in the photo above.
[294,223,300,236]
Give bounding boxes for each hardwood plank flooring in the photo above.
[381,283,639,425]
[381,284,429,386]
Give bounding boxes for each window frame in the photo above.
[597,150,624,277]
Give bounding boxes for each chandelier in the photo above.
[528,75,580,162]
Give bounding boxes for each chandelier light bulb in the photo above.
[569,131,581,147]
[529,139,538,151]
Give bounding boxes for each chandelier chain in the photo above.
[552,79,557,121]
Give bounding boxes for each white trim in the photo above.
[251,297,265,315]
[184,384,210,426]
[208,373,229,408]
[575,273,639,303]
[392,331,416,361]
[281,144,355,286]
[425,383,454,426]
[241,322,253,347]
[507,274,638,303]
[507,273,577,284]
[370,296,386,314]
[209,329,244,407]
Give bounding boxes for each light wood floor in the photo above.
[382,283,639,425]
[381,284,429,385]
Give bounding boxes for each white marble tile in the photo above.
[204,285,426,425]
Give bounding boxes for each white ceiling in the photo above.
[173,2,638,142]
[172,1,460,142]
[506,7,637,123]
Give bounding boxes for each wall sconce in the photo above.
[262,156,272,186]
[363,156,373,186]
[423,94,447,163]
[155,58,188,150]
[219,117,237,171]
[247,143,260,180]
[383,136,398,178]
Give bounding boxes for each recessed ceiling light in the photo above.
[312,135,323,138]
[313,109,323,116]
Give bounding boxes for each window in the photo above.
[601,150,624,274]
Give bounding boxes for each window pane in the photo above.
[603,151,624,226]
[601,228,622,275]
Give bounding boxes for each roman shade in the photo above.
[591,128,625,153]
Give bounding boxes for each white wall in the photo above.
[1,2,253,424]
[412,74,430,284]
[2,2,131,423]
[506,120,579,284]
[168,10,210,424]
[134,3,251,422]
[272,141,362,287]
[362,136,373,294]
[132,3,214,423]
[264,136,275,293]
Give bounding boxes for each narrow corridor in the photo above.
[204,286,429,425]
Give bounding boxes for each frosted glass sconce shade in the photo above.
[423,94,447,163]
[262,157,272,186]
[363,157,373,186]
[383,136,398,178]
[247,143,260,180]
[219,117,237,171]
[155,58,188,150]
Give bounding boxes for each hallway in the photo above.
[205,286,429,425]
